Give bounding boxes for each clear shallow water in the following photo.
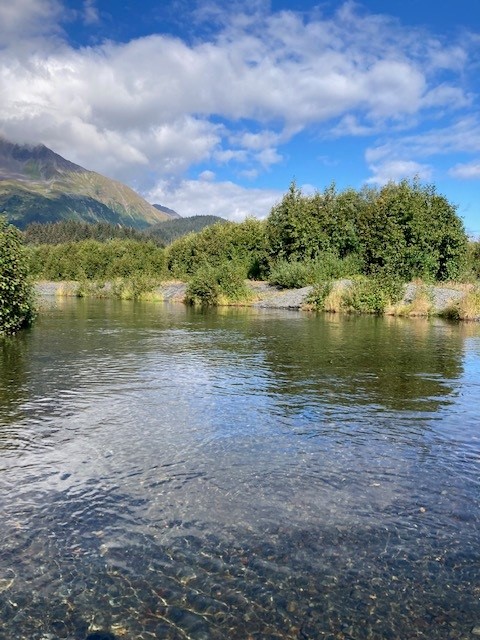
[0,298,479,640]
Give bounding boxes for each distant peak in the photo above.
[153,203,182,218]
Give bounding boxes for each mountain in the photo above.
[153,203,182,219]
[0,137,170,229]
[147,215,227,245]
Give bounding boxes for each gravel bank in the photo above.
[35,279,478,318]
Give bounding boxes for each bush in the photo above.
[0,217,36,334]
[306,281,334,310]
[268,260,313,289]
[185,265,221,306]
[216,262,251,301]
[268,252,362,289]
[167,218,268,279]
[29,239,167,281]
[266,179,468,282]
[185,262,251,305]
[342,274,404,314]
[465,240,480,281]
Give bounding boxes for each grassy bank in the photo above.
[35,277,480,320]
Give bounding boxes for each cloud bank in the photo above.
[0,0,478,219]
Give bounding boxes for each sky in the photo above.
[0,1,479,235]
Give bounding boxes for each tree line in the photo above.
[1,178,479,333]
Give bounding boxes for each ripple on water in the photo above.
[0,301,479,638]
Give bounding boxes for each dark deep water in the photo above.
[0,298,479,640]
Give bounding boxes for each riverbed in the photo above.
[1,298,479,639]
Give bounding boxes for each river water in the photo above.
[0,298,479,640]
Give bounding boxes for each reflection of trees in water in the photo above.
[0,332,30,426]
[0,300,472,445]
[149,306,469,412]
[253,314,466,412]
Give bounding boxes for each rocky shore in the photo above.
[35,279,479,319]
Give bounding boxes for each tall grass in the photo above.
[443,287,480,321]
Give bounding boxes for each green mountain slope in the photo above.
[0,137,170,229]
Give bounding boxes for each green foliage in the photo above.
[185,262,251,306]
[342,273,404,314]
[167,218,268,279]
[215,262,251,301]
[147,215,227,245]
[110,275,158,300]
[466,240,480,280]
[306,281,334,310]
[268,252,362,289]
[266,181,360,263]
[29,238,166,281]
[265,179,467,283]
[0,217,36,334]
[355,180,467,281]
[24,220,154,245]
[268,260,313,289]
[185,266,221,306]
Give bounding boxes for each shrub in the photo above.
[265,179,468,282]
[443,287,480,321]
[342,274,404,314]
[268,260,313,289]
[167,218,268,279]
[216,262,251,301]
[311,252,363,281]
[110,275,159,300]
[465,240,480,281]
[0,217,36,334]
[29,239,167,281]
[185,262,252,305]
[306,281,334,310]
[185,265,221,306]
[268,252,362,289]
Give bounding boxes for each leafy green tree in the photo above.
[354,180,467,281]
[266,178,467,282]
[29,238,166,281]
[0,217,35,334]
[167,218,268,279]
[147,215,226,245]
[266,181,361,263]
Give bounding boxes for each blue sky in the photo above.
[0,1,479,235]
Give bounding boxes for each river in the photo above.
[0,298,479,639]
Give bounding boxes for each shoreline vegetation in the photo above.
[35,278,480,321]
[3,178,480,333]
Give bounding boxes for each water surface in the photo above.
[0,299,479,639]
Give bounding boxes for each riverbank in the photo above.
[34,279,480,320]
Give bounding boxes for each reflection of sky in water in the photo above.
[0,300,479,639]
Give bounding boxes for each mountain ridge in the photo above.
[152,203,182,219]
[0,137,170,229]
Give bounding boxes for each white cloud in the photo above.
[199,170,216,181]
[0,0,63,48]
[449,161,480,180]
[0,0,477,217]
[366,117,480,165]
[255,147,283,168]
[367,160,432,185]
[147,179,282,221]
[82,0,99,26]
